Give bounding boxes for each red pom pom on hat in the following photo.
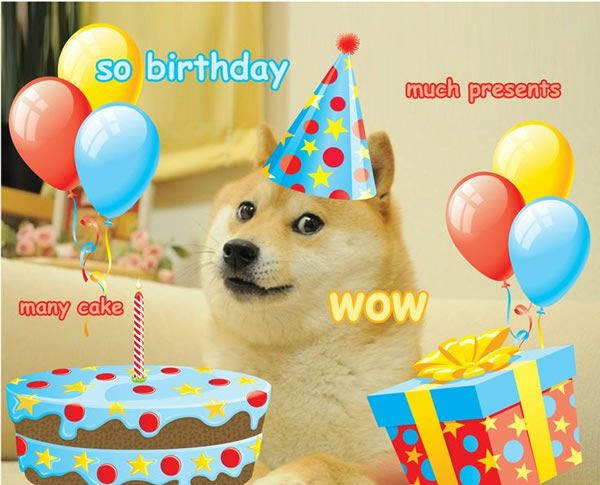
[336,33,360,55]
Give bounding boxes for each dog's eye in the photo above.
[236,201,256,221]
[293,213,324,235]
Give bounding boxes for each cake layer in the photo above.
[7,366,271,445]
[16,414,263,449]
[16,434,261,484]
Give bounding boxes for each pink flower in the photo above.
[157,268,175,284]
[15,238,35,256]
[130,230,150,251]
[126,253,143,268]
[33,225,57,249]
[17,222,35,241]
[143,243,164,260]
[141,255,159,272]
[55,243,77,259]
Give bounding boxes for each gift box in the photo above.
[368,329,581,485]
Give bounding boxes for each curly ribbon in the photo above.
[414,328,519,383]
[537,307,546,349]
[75,211,113,296]
[513,303,533,347]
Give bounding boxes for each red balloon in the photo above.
[9,77,91,191]
[446,172,525,281]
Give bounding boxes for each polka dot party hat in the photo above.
[264,34,376,200]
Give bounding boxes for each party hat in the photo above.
[264,34,376,200]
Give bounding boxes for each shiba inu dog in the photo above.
[200,125,419,484]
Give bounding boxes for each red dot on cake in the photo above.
[353,119,367,139]
[221,448,242,468]
[247,390,268,408]
[160,455,181,476]
[323,147,345,167]
[52,368,71,375]
[354,168,370,182]
[15,436,27,456]
[290,184,305,193]
[133,385,155,395]
[280,154,302,175]
[209,378,230,386]
[27,380,49,389]
[160,367,180,375]
[139,412,160,433]
[97,464,117,484]
[96,373,116,381]
[330,96,346,112]
[330,190,351,200]
[64,404,85,422]
[322,66,338,85]
[304,120,319,134]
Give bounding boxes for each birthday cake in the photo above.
[6,366,271,484]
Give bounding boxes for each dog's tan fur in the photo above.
[200,126,419,484]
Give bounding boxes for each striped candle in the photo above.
[133,280,145,381]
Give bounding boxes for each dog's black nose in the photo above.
[223,239,259,270]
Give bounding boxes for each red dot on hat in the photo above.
[15,436,27,456]
[64,404,85,422]
[52,368,71,375]
[133,385,155,395]
[27,380,49,389]
[209,378,230,386]
[96,373,116,381]
[161,455,181,476]
[97,464,117,484]
[353,120,367,140]
[354,168,370,182]
[304,120,319,134]
[139,412,160,433]
[330,97,346,112]
[247,390,268,408]
[221,448,242,468]
[291,184,305,193]
[322,66,338,85]
[323,147,345,168]
[330,190,351,200]
[280,154,302,175]
[160,367,180,375]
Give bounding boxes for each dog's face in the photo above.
[201,126,400,343]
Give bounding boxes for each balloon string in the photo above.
[537,307,546,349]
[513,303,533,348]
[503,281,512,326]
[88,223,113,296]
[68,192,81,250]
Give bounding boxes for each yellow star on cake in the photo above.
[63,381,92,394]
[173,383,203,396]
[478,449,501,472]
[324,118,348,141]
[128,453,154,476]
[203,400,227,419]
[81,366,97,371]
[238,376,255,385]
[36,448,58,470]
[196,367,213,373]
[16,394,41,414]
[192,452,213,472]
[9,377,26,385]
[249,437,262,459]
[73,451,95,472]
[107,402,127,416]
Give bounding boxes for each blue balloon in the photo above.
[75,103,159,219]
[509,197,590,308]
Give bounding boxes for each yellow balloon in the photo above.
[58,23,142,109]
[492,121,574,203]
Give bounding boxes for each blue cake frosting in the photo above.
[16,433,262,484]
[7,365,271,440]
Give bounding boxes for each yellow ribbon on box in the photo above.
[407,328,557,484]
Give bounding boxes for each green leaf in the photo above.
[158,257,173,270]
[171,245,190,258]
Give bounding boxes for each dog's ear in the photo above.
[368,131,395,205]
[256,124,277,167]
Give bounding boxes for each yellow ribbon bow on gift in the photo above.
[414,328,519,382]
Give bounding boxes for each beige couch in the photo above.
[2,259,598,483]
